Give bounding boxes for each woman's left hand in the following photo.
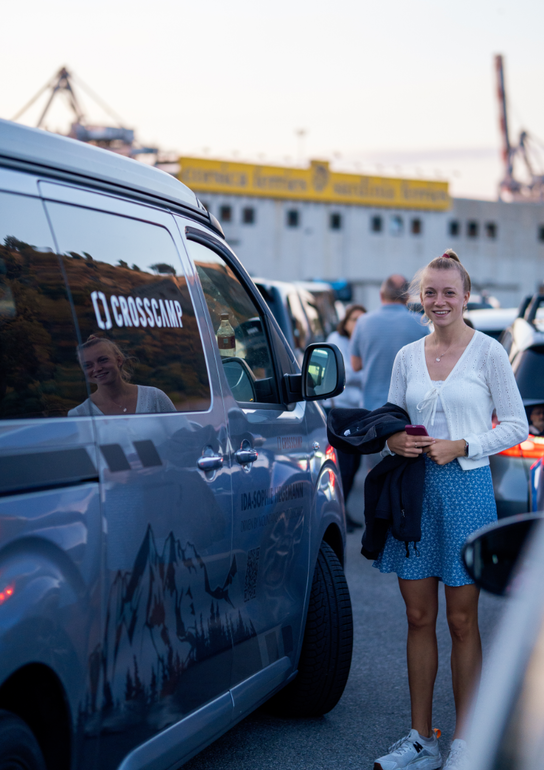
[424,438,466,466]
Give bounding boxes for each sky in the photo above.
[2,0,543,200]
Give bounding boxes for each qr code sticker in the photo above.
[244,547,260,602]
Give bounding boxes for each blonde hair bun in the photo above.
[409,248,472,306]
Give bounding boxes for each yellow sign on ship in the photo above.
[179,158,450,211]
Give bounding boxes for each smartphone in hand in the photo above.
[405,424,429,436]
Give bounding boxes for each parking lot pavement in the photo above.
[182,481,506,770]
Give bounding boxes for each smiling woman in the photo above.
[371,248,528,770]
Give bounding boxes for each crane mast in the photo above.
[495,55,517,197]
[495,54,544,201]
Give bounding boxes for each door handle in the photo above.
[235,448,258,464]
[197,455,224,472]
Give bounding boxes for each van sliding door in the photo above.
[43,190,234,769]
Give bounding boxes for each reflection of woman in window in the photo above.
[68,335,176,416]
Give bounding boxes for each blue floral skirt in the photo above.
[373,456,497,586]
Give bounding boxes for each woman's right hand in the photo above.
[386,431,436,458]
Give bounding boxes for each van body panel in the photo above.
[0,166,40,196]
[0,483,102,726]
[230,655,292,720]
[116,693,233,770]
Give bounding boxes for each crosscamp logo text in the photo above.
[91,291,183,331]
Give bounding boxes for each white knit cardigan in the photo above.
[388,330,529,470]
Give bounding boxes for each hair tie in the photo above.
[442,252,451,258]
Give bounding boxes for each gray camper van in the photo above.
[0,120,352,770]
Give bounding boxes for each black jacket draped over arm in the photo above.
[327,404,425,560]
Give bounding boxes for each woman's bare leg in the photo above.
[398,576,439,737]
[444,583,481,738]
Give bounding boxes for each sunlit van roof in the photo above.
[0,118,201,214]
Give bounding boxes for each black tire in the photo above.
[269,541,353,717]
[0,710,47,770]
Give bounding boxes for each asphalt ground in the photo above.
[183,475,506,770]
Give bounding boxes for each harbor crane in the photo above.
[495,54,544,201]
[12,66,157,158]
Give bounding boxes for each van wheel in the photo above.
[0,710,46,770]
[269,541,353,717]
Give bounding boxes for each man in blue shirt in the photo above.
[350,274,428,411]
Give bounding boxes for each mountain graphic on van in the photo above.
[82,524,255,735]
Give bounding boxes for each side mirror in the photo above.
[462,513,544,596]
[301,343,345,401]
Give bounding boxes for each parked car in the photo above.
[294,281,342,339]
[489,295,544,517]
[462,513,544,769]
[0,119,353,770]
[463,307,518,341]
[253,278,335,364]
[465,292,499,311]
[253,278,312,362]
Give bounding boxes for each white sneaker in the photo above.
[374,729,442,770]
[444,739,469,769]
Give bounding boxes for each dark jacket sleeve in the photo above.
[361,454,425,559]
[327,403,410,455]
[326,403,425,561]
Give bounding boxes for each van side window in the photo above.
[45,204,211,414]
[186,240,279,405]
[0,192,87,419]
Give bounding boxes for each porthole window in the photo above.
[242,207,255,225]
[411,218,422,235]
[219,205,232,223]
[286,210,300,228]
[449,220,460,237]
[370,215,383,233]
[538,225,544,242]
[485,222,497,239]
[330,212,342,230]
[467,221,479,238]
[390,215,403,236]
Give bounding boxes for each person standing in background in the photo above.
[326,304,367,531]
[351,275,428,412]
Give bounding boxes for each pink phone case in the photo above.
[405,424,429,436]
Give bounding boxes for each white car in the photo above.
[463,307,518,341]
